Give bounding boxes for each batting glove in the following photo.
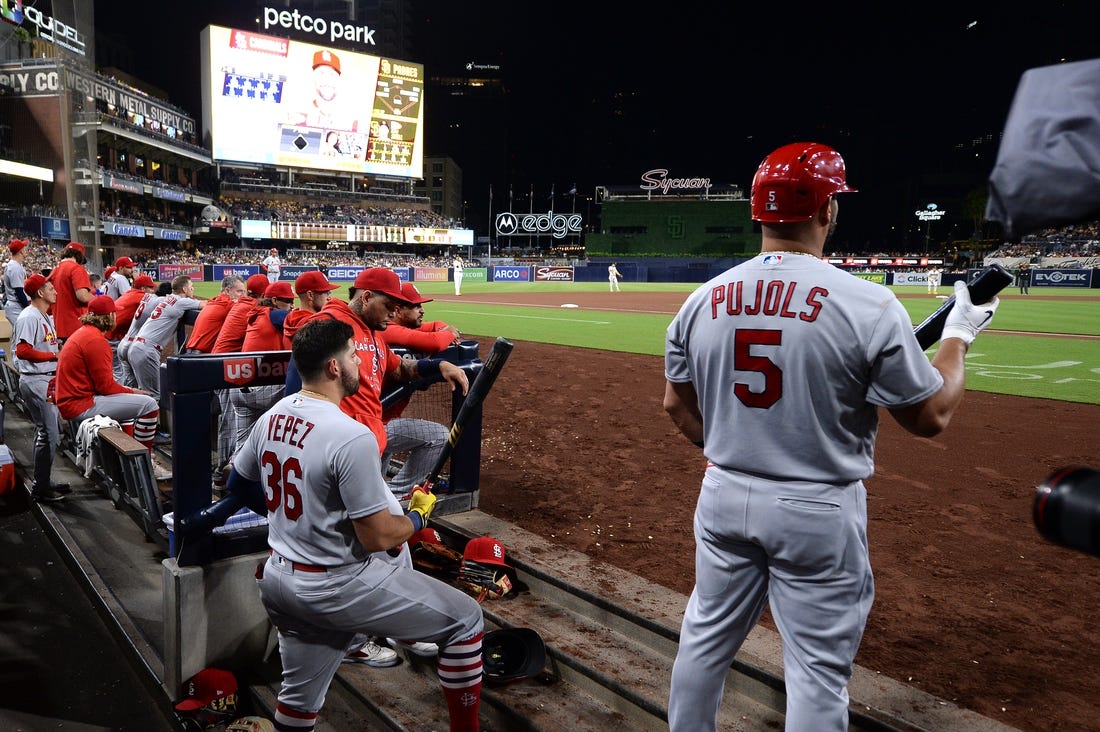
[942,280,999,345]
[407,486,437,531]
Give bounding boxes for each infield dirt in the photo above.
[448,289,1100,732]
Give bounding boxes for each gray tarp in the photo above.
[985,57,1100,240]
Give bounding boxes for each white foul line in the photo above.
[435,308,611,324]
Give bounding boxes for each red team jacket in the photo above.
[211,296,258,354]
[305,298,400,451]
[48,259,92,339]
[185,292,236,352]
[241,307,286,352]
[55,324,136,420]
[106,288,148,341]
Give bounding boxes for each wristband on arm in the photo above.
[415,358,442,380]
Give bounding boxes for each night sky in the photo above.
[99,2,1098,249]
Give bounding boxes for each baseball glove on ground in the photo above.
[456,559,514,602]
[411,536,464,581]
[226,717,275,732]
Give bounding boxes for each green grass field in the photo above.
[192,279,1100,405]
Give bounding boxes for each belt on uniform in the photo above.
[271,550,327,573]
[133,336,160,352]
[19,371,55,377]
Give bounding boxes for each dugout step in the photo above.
[433,511,1021,732]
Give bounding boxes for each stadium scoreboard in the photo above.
[200,24,425,179]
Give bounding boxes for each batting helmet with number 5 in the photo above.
[751,141,857,223]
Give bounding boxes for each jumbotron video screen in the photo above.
[200,24,424,178]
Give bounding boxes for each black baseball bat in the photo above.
[175,475,266,537]
[913,263,1013,349]
[421,336,514,494]
[175,492,245,537]
[388,338,514,556]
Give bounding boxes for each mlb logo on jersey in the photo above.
[762,254,784,266]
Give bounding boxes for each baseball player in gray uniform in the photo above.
[117,289,162,388]
[228,318,484,732]
[13,273,67,502]
[106,256,135,300]
[663,142,1000,731]
[124,275,201,399]
[3,238,29,326]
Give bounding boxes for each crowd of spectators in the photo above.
[989,220,1100,259]
[0,227,66,277]
[220,196,458,229]
[136,247,477,272]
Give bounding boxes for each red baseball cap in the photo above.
[246,274,269,297]
[463,536,510,568]
[24,273,46,297]
[294,270,339,295]
[174,667,238,712]
[8,238,27,255]
[411,527,445,548]
[67,241,86,255]
[114,256,136,268]
[88,294,117,314]
[312,49,341,73]
[400,282,432,305]
[352,268,410,303]
[265,281,294,300]
[133,274,156,288]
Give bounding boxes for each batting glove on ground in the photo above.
[942,279,999,345]
[407,486,437,530]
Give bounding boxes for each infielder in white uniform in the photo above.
[608,262,623,292]
[663,142,1000,732]
[452,256,463,295]
[124,275,202,400]
[228,318,484,732]
[926,265,942,295]
[263,248,282,283]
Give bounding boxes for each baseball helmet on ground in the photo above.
[482,627,546,684]
[751,142,857,223]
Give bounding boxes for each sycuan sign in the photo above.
[639,169,712,194]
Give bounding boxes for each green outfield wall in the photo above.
[584,199,755,257]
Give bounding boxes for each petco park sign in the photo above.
[263,5,376,46]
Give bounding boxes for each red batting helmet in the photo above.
[750,142,857,223]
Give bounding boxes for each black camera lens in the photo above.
[1034,466,1100,557]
